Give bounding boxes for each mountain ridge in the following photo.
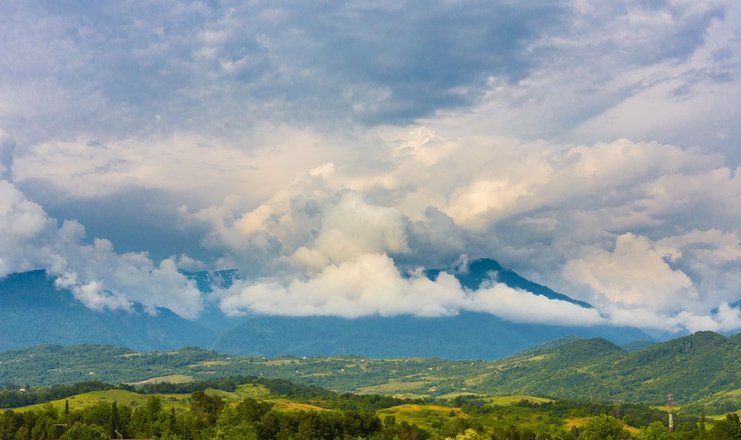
[1,257,649,358]
[0,270,213,351]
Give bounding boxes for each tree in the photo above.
[109,401,119,439]
[215,407,258,440]
[698,412,708,440]
[60,423,108,440]
[709,413,741,440]
[446,428,488,440]
[637,421,670,440]
[578,415,632,440]
[190,391,224,426]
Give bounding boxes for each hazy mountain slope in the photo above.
[213,258,648,358]
[0,271,213,351]
[213,312,649,359]
[0,258,650,358]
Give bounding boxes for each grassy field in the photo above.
[12,385,739,437]
[355,380,431,396]
[11,383,273,413]
[378,404,464,431]
[130,374,194,385]
[271,399,331,412]
[15,389,193,412]
[563,417,639,435]
[487,395,554,405]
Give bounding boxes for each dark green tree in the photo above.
[60,423,108,440]
[578,415,632,440]
[637,421,670,440]
[109,401,118,439]
[709,413,741,440]
[190,391,224,426]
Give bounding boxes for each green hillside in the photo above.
[0,376,706,438]
[1,331,739,414]
[2,375,737,440]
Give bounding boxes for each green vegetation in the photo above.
[2,331,739,415]
[0,377,739,439]
[0,330,738,439]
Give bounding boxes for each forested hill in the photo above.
[1,331,738,413]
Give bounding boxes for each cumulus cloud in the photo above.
[0,179,203,318]
[564,233,695,311]
[169,129,741,332]
[8,120,737,332]
[603,301,741,334]
[565,229,741,314]
[219,253,604,326]
[0,180,56,275]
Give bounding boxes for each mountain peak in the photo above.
[426,257,593,309]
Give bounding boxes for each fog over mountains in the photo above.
[0,258,653,359]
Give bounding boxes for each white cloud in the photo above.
[220,254,463,318]
[565,228,741,314]
[564,233,694,311]
[172,129,741,332]
[0,179,203,318]
[0,180,56,276]
[219,252,605,326]
[466,282,604,326]
[426,1,741,161]
[295,191,409,265]
[603,302,741,334]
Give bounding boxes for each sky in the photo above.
[0,0,740,334]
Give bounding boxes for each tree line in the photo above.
[1,376,411,412]
[1,393,739,440]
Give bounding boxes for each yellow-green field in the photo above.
[271,399,331,412]
[708,409,741,421]
[205,384,271,402]
[130,374,194,385]
[14,389,192,412]
[355,380,429,396]
[564,416,639,434]
[10,383,272,413]
[377,404,464,431]
[487,395,554,405]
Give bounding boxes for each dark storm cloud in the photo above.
[0,0,566,138]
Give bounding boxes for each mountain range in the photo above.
[0,258,651,358]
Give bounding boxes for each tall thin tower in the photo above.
[668,392,674,433]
